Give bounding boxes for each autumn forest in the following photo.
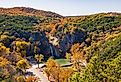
[0,7,121,82]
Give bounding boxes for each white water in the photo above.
[49,45,54,56]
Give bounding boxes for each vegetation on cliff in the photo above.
[0,7,121,82]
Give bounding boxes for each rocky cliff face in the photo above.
[23,30,87,58]
[45,29,87,57]
[58,30,87,56]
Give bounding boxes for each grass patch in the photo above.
[55,59,70,65]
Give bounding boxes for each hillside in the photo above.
[0,7,63,18]
[0,7,121,82]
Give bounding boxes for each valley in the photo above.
[0,7,121,82]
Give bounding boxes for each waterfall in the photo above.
[53,46,59,57]
[49,44,54,57]
[49,44,60,57]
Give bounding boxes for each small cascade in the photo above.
[49,44,54,57]
[49,44,60,57]
[53,46,60,57]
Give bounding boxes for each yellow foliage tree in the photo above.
[15,76,25,82]
[35,54,44,68]
[16,59,30,73]
[45,57,73,82]
[0,43,10,56]
[25,76,39,82]
[70,43,86,72]
[14,41,30,57]
[65,53,71,62]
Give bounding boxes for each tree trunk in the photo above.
[38,61,39,68]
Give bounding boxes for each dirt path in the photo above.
[27,64,49,82]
